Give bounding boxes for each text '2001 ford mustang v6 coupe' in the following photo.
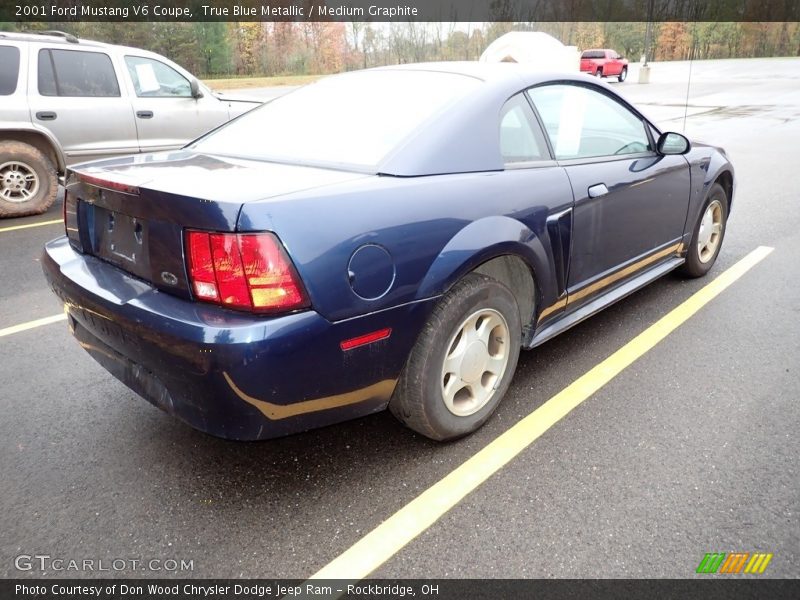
[43,62,733,441]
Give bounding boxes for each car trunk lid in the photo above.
[65,150,369,300]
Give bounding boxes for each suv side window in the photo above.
[125,56,191,98]
[38,49,120,97]
[0,46,20,95]
[527,84,651,160]
[499,93,549,164]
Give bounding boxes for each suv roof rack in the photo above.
[24,30,80,44]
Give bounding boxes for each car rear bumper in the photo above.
[42,236,435,440]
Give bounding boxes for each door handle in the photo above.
[136,111,154,119]
[36,111,57,121]
[588,183,609,198]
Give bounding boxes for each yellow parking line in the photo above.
[0,219,62,233]
[309,246,774,582]
[0,314,66,338]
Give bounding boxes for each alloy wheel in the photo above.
[697,199,724,263]
[0,161,40,203]
[440,308,511,417]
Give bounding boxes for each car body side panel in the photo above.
[0,41,67,173]
[238,165,574,324]
[25,43,141,160]
[563,153,691,305]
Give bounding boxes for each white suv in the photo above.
[0,31,261,217]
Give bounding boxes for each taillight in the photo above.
[185,230,309,314]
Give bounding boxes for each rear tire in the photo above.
[595,68,603,78]
[389,273,522,441]
[679,183,728,278]
[0,141,58,218]
[618,67,628,82]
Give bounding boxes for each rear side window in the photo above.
[0,46,20,95]
[581,50,606,59]
[38,49,120,97]
[499,94,549,163]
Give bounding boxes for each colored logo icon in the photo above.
[697,552,773,574]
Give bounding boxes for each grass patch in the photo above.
[203,74,322,90]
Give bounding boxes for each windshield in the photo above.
[190,70,481,170]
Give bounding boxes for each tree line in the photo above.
[3,21,798,78]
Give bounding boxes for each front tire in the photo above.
[618,67,628,82]
[0,141,58,218]
[389,274,522,441]
[679,183,728,278]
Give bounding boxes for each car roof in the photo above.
[372,61,581,87]
[315,61,634,176]
[0,31,103,48]
[0,31,168,59]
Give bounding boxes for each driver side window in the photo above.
[528,84,651,160]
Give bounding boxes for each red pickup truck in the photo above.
[580,49,629,82]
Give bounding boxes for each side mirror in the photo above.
[657,132,690,155]
[190,78,204,99]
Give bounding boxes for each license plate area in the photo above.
[91,206,151,275]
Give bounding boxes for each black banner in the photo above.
[2,0,799,23]
[3,579,800,600]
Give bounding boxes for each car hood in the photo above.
[71,150,372,205]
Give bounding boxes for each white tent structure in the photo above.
[479,32,580,72]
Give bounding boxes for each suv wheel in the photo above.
[595,68,603,78]
[618,67,628,82]
[0,141,58,218]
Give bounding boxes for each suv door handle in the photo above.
[588,183,609,198]
[36,111,57,121]
[136,111,154,119]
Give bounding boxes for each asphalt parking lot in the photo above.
[1,57,798,580]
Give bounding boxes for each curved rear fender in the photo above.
[416,215,558,321]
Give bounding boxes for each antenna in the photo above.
[682,24,696,133]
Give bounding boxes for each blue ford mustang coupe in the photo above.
[43,63,733,441]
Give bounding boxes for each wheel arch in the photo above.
[416,215,558,342]
[1,127,66,175]
[714,169,734,213]
[472,255,536,340]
